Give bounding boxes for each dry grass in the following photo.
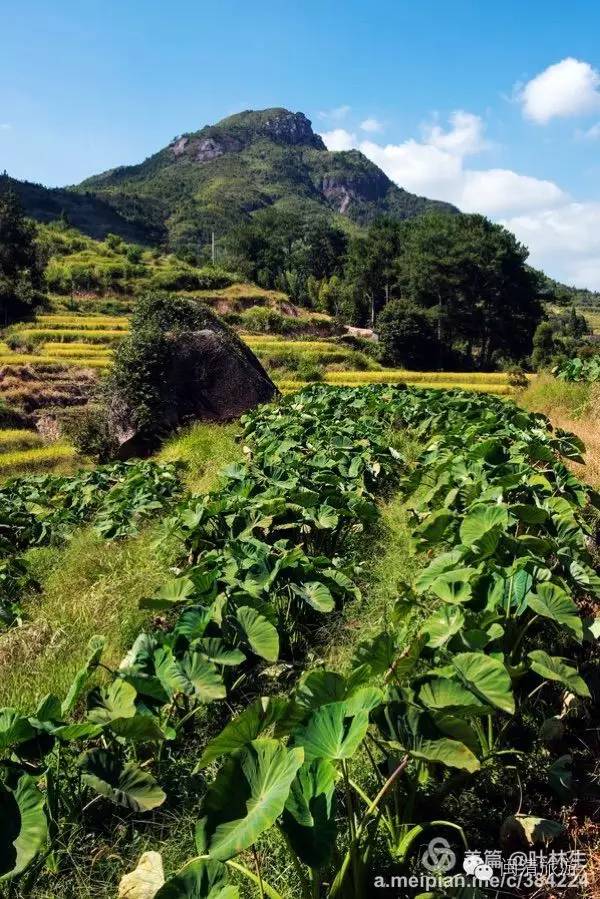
[0,353,110,368]
[519,376,600,485]
[276,378,515,395]
[9,328,125,344]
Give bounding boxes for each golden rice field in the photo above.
[0,438,76,478]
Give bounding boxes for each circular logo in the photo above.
[421,837,456,874]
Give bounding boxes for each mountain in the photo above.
[72,108,457,249]
[0,174,157,244]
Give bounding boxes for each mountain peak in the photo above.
[169,108,326,162]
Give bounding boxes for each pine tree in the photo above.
[0,188,47,325]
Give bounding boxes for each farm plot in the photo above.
[0,385,597,897]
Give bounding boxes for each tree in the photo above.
[376,299,439,369]
[0,188,47,325]
[395,213,542,368]
[531,321,556,370]
[344,218,403,326]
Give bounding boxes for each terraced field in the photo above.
[0,311,525,478]
[0,427,75,476]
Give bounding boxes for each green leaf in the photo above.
[429,569,477,604]
[0,775,48,881]
[198,697,291,769]
[418,680,489,717]
[500,814,565,846]
[452,652,515,714]
[459,505,508,556]
[352,633,397,675]
[87,679,137,725]
[196,738,303,861]
[281,759,337,870]
[79,749,166,812]
[528,651,590,698]
[179,653,227,703]
[0,709,36,750]
[414,510,455,546]
[291,581,335,613]
[155,858,238,899]
[409,737,480,773]
[420,606,464,649]
[526,583,583,641]
[293,702,369,762]
[195,638,245,667]
[140,576,197,611]
[236,606,279,662]
[61,635,106,717]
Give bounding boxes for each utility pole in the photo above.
[211,231,215,265]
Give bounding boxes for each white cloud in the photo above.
[0,123,12,131]
[321,128,357,151]
[519,58,600,124]
[502,202,600,287]
[318,105,351,122]
[360,117,383,133]
[321,107,600,288]
[422,110,487,156]
[577,121,600,140]
[355,112,564,217]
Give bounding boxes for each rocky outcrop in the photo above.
[108,326,277,458]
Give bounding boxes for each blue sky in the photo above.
[2,0,600,286]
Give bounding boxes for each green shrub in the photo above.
[5,332,42,353]
[60,403,118,462]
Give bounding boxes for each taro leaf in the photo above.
[33,694,62,724]
[527,651,590,698]
[548,755,573,802]
[281,759,337,870]
[0,709,36,750]
[195,738,303,861]
[197,697,291,769]
[452,652,515,714]
[433,714,480,756]
[179,654,227,703]
[296,671,347,710]
[584,617,600,642]
[429,568,477,604]
[293,702,370,762]
[418,680,489,717]
[291,581,335,613]
[500,814,565,846]
[0,774,48,881]
[459,505,508,556]
[526,583,583,641]
[235,606,279,662]
[155,857,238,899]
[117,851,164,899]
[388,635,428,681]
[87,679,137,725]
[420,606,464,649]
[509,504,548,524]
[504,567,533,613]
[414,510,456,546]
[61,635,106,717]
[174,607,214,641]
[352,633,397,675]
[154,646,190,698]
[409,737,480,773]
[79,749,166,812]
[140,576,197,611]
[414,550,465,594]
[195,638,245,667]
[110,713,171,744]
[569,560,600,598]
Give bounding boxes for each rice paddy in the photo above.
[0,438,76,477]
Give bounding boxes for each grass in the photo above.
[0,353,111,368]
[157,421,241,492]
[519,374,600,485]
[7,328,125,344]
[0,428,44,451]
[32,314,130,330]
[0,443,76,477]
[0,528,172,711]
[276,377,515,395]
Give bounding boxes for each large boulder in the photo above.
[108,324,277,458]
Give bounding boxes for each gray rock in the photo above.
[108,326,277,459]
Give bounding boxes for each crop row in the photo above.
[0,385,597,896]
